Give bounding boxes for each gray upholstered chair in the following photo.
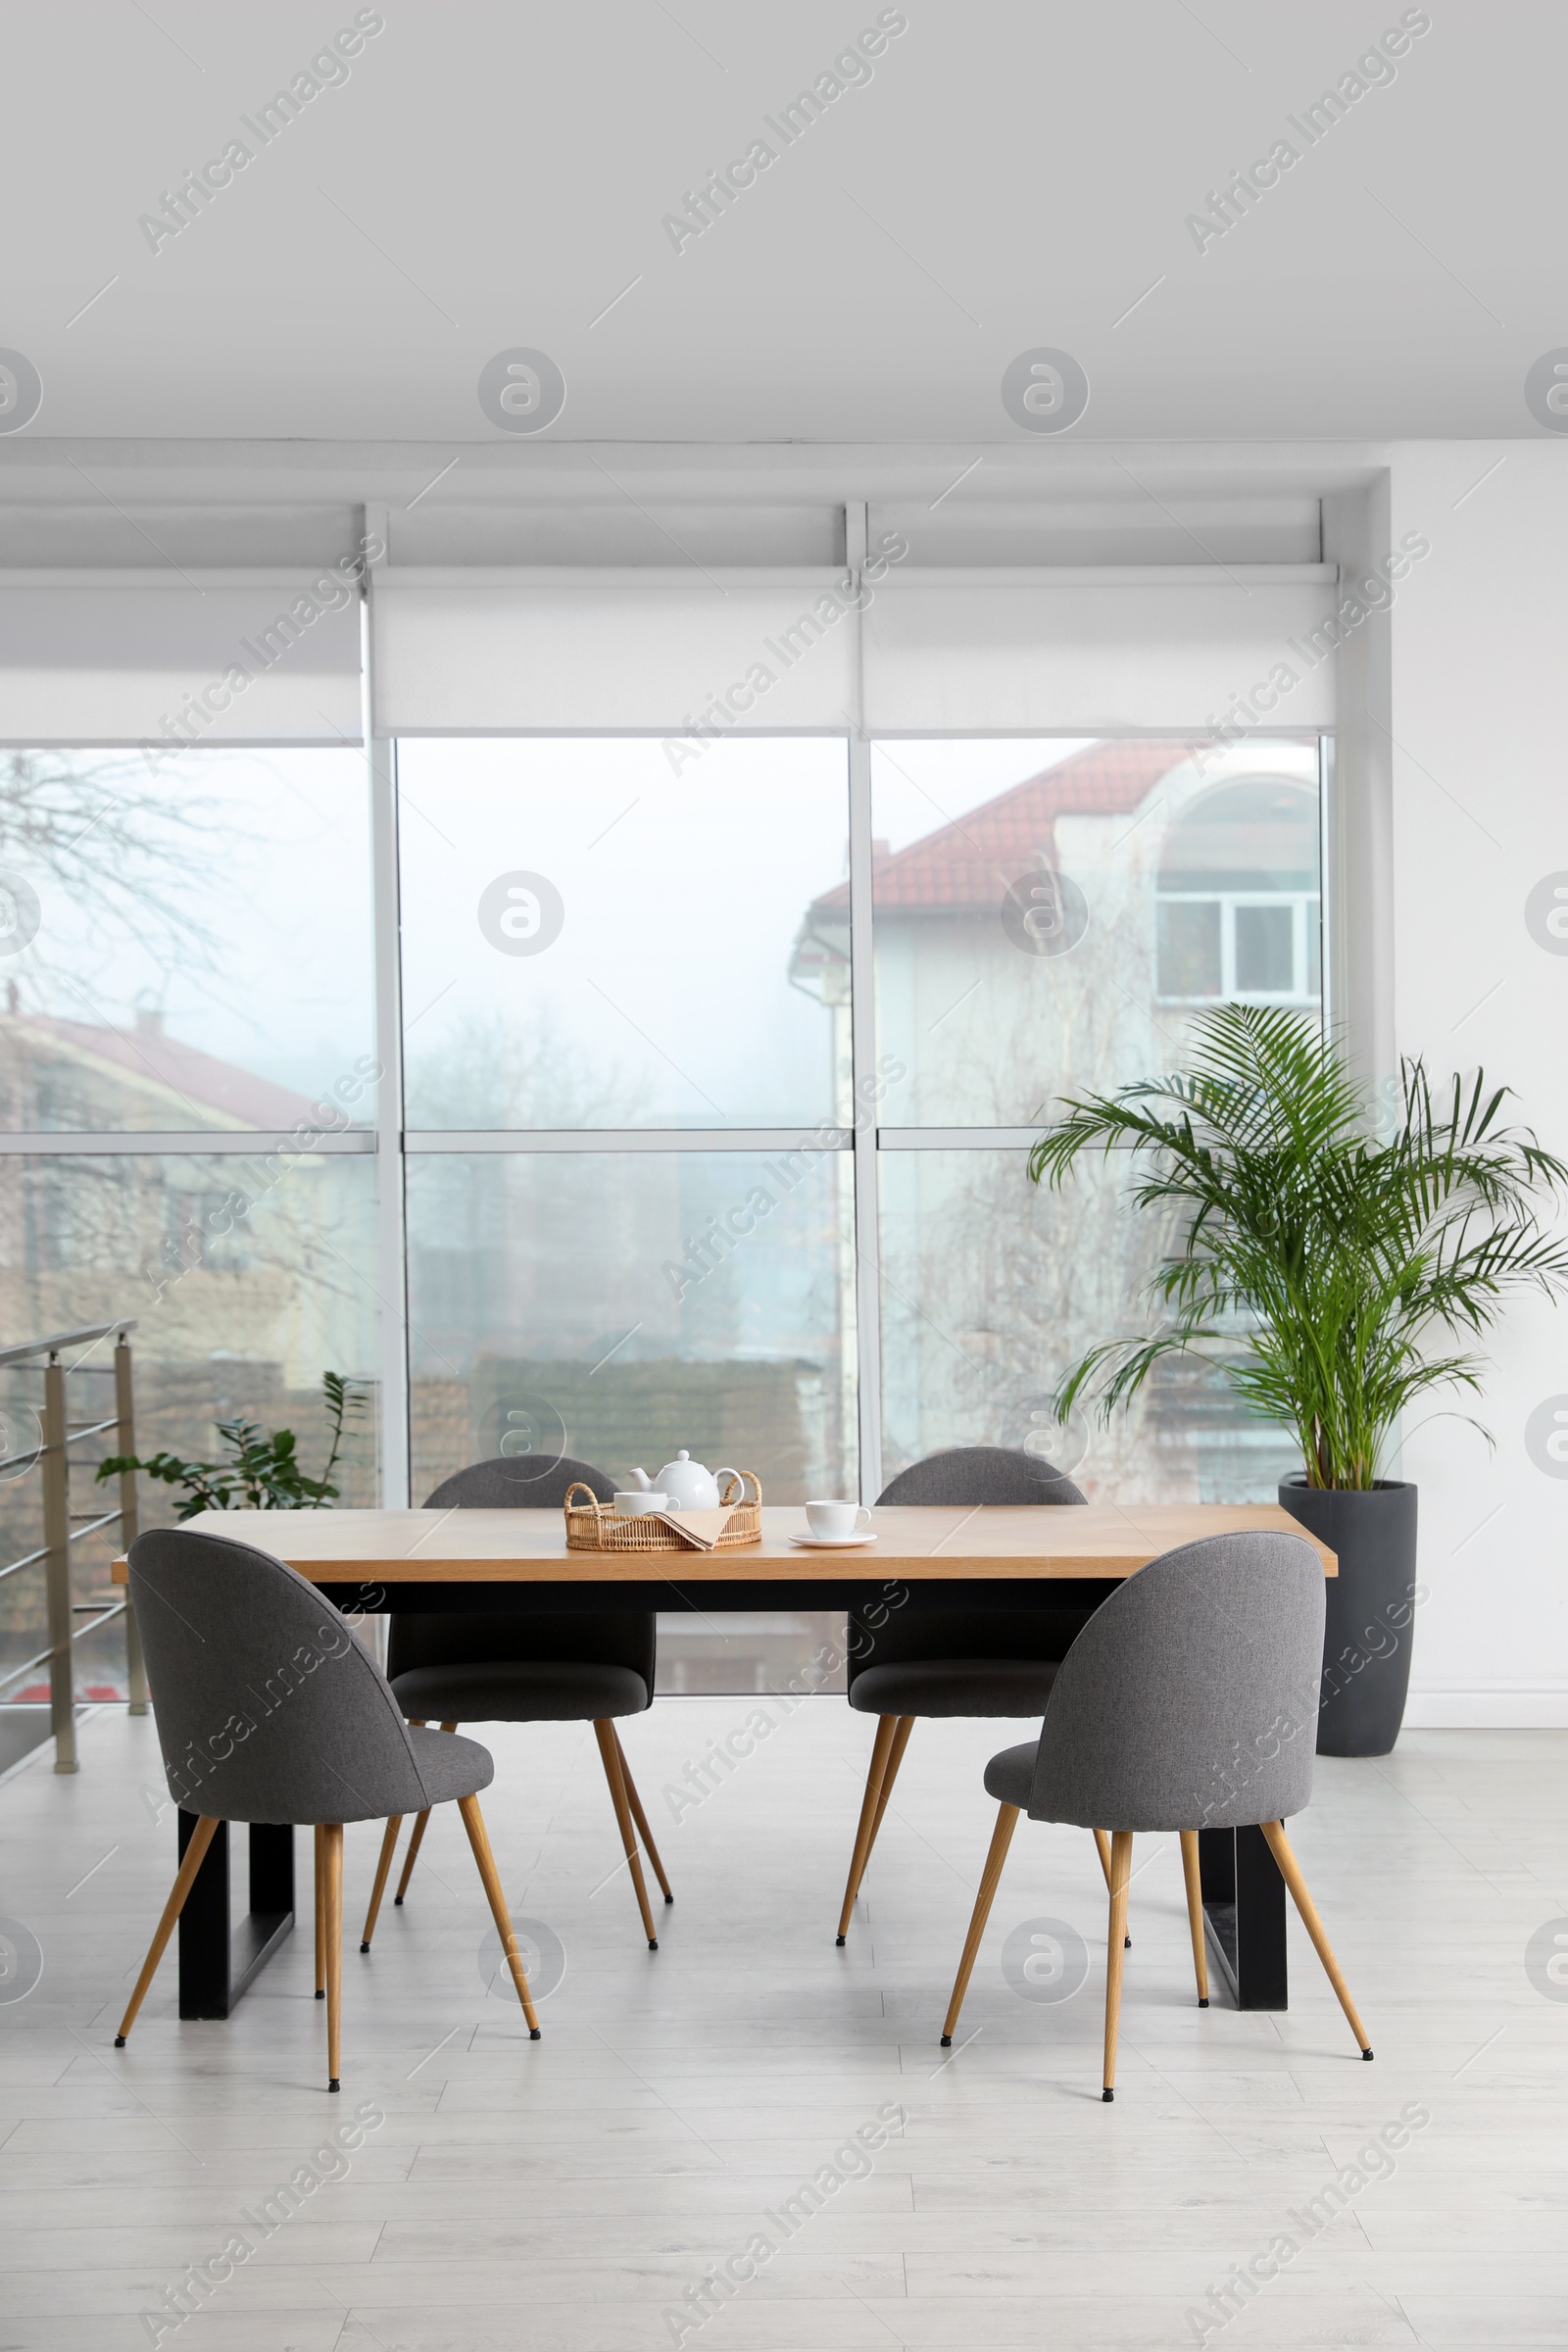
[360,1453,671,1957]
[838,1445,1116,1943]
[115,1527,539,2091]
[940,1530,1372,2099]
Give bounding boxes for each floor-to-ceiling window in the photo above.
[0,724,1327,1705]
[395,735,858,1689]
[863,734,1326,1501]
[0,746,380,1726]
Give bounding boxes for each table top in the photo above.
[112,1501,1336,1585]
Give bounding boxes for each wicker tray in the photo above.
[564,1471,762,1551]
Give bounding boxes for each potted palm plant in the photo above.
[1028,1004,1568,1755]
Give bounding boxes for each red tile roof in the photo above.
[814,739,1206,915]
[12,1014,322,1129]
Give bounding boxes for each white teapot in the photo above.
[629,1450,741,1512]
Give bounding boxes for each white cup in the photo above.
[614,1491,669,1516]
[806,1499,873,1541]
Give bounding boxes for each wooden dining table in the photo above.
[113,1499,1335,2025]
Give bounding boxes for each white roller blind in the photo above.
[861,569,1338,732]
[372,568,859,734]
[376,563,1338,736]
[0,572,364,746]
[0,558,1341,744]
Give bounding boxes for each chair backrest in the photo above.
[387,1452,653,1690]
[876,1445,1086,1508]
[851,1446,1093,1683]
[128,1527,461,1825]
[1026,1531,1325,1832]
[423,1453,615,1509]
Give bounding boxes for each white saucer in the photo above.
[788,1531,879,1549]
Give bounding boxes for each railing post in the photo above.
[41,1353,77,1773]
[115,1333,147,1714]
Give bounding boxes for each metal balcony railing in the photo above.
[0,1322,146,1771]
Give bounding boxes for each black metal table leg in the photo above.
[1199,1825,1288,2010]
[176,1810,231,2020]
[176,1811,295,2020]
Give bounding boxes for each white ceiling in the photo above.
[1,0,1562,455]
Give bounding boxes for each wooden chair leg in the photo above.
[1179,1830,1209,2007]
[836,1714,898,1943]
[392,1724,449,1906]
[115,1815,220,2045]
[1260,1820,1372,2058]
[395,1810,431,1902]
[856,1715,915,1900]
[940,1801,1019,2044]
[1094,1828,1131,1946]
[614,1729,673,1903]
[322,1822,343,2091]
[1102,1830,1133,2100]
[315,1823,326,1996]
[360,1816,403,1952]
[593,1719,659,1948]
[458,1791,541,2036]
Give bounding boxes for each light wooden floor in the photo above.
[2,1702,1566,2349]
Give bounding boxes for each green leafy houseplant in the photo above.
[98,1371,368,1520]
[1028,1004,1568,1490]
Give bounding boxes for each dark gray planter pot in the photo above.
[1278,1477,1419,1757]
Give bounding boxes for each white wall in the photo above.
[1390,443,1568,1724]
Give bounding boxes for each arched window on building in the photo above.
[1155,778,1320,1007]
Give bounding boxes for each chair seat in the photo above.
[391,1661,651,1724]
[849,1659,1061,1719]
[405,1725,495,1808]
[983,1740,1037,1808]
